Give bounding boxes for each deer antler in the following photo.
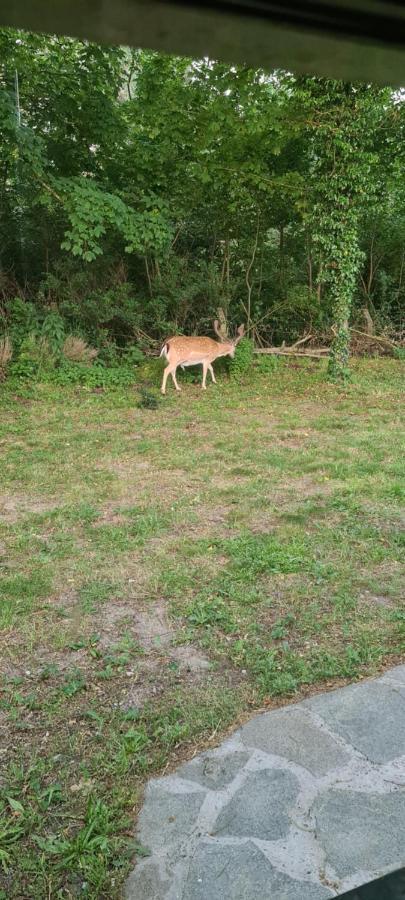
[213,319,225,341]
[234,324,245,345]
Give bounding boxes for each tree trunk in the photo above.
[279,224,285,295]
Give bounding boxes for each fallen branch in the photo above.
[255,348,329,360]
[289,333,312,349]
[350,328,400,348]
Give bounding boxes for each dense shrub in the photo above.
[229,337,255,381]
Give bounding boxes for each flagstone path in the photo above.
[126,666,405,899]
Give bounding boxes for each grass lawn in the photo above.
[0,357,404,898]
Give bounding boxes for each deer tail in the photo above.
[160,342,169,359]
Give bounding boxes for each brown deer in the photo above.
[160,321,245,394]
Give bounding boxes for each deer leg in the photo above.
[202,361,209,389]
[208,363,217,384]
[161,364,171,395]
[171,366,181,392]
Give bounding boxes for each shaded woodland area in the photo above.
[0,31,404,380]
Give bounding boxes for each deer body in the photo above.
[160,323,244,394]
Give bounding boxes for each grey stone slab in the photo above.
[176,750,250,790]
[138,784,206,853]
[213,768,299,841]
[304,680,405,763]
[183,840,334,900]
[383,665,405,686]
[125,860,169,900]
[127,669,405,898]
[314,788,405,878]
[240,706,350,775]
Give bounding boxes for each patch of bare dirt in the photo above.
[272,428,314,449]
[283,473,337,496]
[211,474,250,491]
[93,598,212,708]
[170,645,211,672]
[184,504,232,538]
[96,459,199,506]
[50,590,78,610]
[132,600,173,650]
[93,511,126,528]
[363,593,395,609]
[0,493,59,524]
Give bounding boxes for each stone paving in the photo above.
[126,666,405,899]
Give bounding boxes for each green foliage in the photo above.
[10,334,57,378]
[0,29,403,378]
[137,388,159,409]
[122,345,145,367]
[45,361,137,389]
[187,597,235,632]
[59,179,172,262]
[0,800,25,872]
[295,79,394,380]
[255,353,280,374]
[40,313,65,353]
[229,337,254,380]
[6,298,39,353]
[33,796,118,876]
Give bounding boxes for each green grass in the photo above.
[0,357,404,898]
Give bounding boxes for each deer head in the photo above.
[213,320,245,357]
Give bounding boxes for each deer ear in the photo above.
[235,324,245,344]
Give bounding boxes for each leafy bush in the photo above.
[255,353,280,374]
[139,357,164,387]
[229,337,254,380]
[7,297,39,353]
[41,313,65,353]
[122,345,146,367]
[10,334,57,378]
[45,361,136,388]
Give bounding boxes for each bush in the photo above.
[10,333,57,378]
[139,357,164,387]
[45,361,136,388]
[122,344,145,367]
[63,335,98,364]
[7,297,39,353]
[229,337,254,380]
[41,313,65,353]
[255,353,280,374]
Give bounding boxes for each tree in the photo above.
[0,28,403,361]
[295,78,394,379]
